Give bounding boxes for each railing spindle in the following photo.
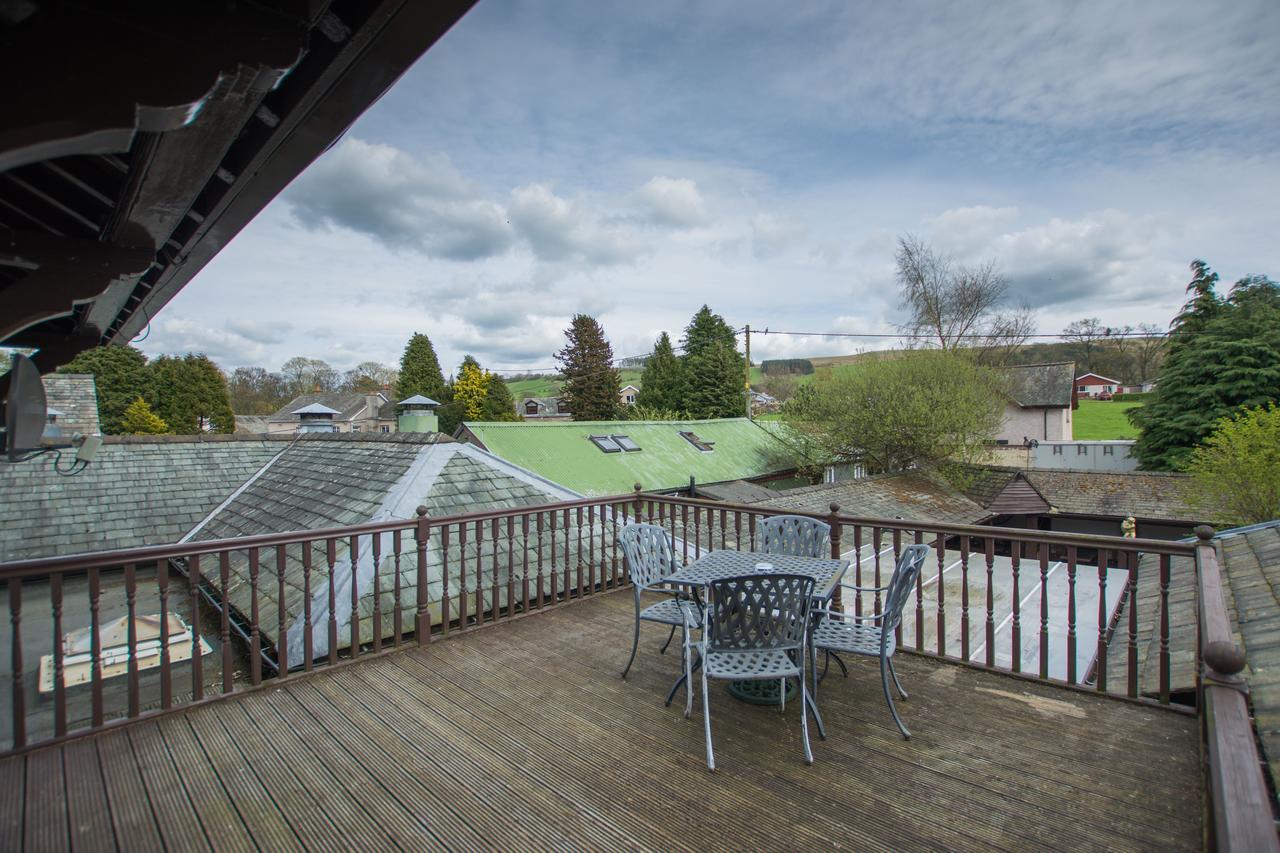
[681,504,689,565]
[459,522,470,629]
[89,567,103,726]
[248,548,262,683]
[562,508,571,600]
[50,575,65,736]
[219,552,233,693]
[873,527,884,615]
[1159,553,1171,704]
[913,530,924,651]
[960,535,970,661]
[536,512,545,609]
[475,519,485,624]
[302,543,314,670]
[415,508,431,642]
[984,537,995,668]
[853,525,863,617]
[158,560,171,707]
[935,533,946,657]
[522,514,531,613]
[275,544,288,676]
[325,539,338,664]
[9,578,24,749]
[393,529,403,646]
[371,533,382,654]
[189,554,204,699]
[1127,551,1138,698]
[1067,545,1078,684]
[489,518,498,619]
[1010,539,1021,673]
[346,533,359,652]
[576,506,585,598]
[1039,548,1049,680]
[507,515,516,618]
[748,513,757,552]
[441,521,453,635]
[1096,549,1109,692]
[548,511,557,606]
[125,562,139,716]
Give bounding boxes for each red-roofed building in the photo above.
[1075,372,1122,398]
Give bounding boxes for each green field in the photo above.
[1073,399,1141,440]
[506,368,644,400]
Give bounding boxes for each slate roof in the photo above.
[696,479,782,504]
[949,464,1201,523]
[233,415,270,435]
[0,436,290,561]
[268,392,387,423]
[745,471,991,526]
[42,373,100,435]
[182,434,603,666]
[460,418,802,496]
[1002,362,1075,408]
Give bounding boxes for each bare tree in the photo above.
[895,235,1031,363]
[1061,318,1107,373]
[1130,323,1167,383]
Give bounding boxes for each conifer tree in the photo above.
[453,361,491,420]
[57,345,152,434]
[634,332,685,412]
[555,314,620,420]
[679,305,745,419]
[483,373,521,421]
[395,333,447,402]
[119,397,170,435]
[149,354,235,434]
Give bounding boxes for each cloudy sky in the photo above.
[139,0,1280,375]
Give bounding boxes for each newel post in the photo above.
[828,502,843,611]
[626,483,643,586]
[415,506,431,644]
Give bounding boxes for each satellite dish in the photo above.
[4,353,47,462]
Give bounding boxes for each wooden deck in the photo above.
[0,590,1204,851]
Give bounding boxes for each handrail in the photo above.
[1194,526,1279,852]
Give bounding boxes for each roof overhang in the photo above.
[0,1,476,373]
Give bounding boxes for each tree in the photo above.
[452,361,490,420]
[1062,318,1107,373]
[395,334,447,402]
[1186,404,1280,526]
[482,373,521,421]
[150,354,235,434]
[57,345,152,434]
[679,306,744,419]
[1131,270,1280,469]
[554,314,620,421]
[1130,323,1166,383]
[782,350,1006,474]
[343,361,397,393]
[894,235,1031,360]
[280,356,338,397]
[634,332,685,411]
[119,397,170,435]
[228,366,290,414]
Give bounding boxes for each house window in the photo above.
[624,394,635,404]
[1077,444,1088,455]
[1103,445,1114,455]
[1053,445,1063,455]
[1078,385,1087,392]
[679,430,714,452]
[352,425,361,432]
[524,400,539,415]
[556,399,571,414]
[381,425,390,433]
[589,435,622,453]
[611,434,641,452]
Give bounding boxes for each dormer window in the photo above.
[679,430,714,452]
[589,435,622,453]
[524,400,539,415]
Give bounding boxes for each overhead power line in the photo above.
[739,327,1167,340]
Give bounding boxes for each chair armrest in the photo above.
[839,582,891,594]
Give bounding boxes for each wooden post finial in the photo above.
[1194,524,1215,542]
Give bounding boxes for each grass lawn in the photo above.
[506,368,643,401]
[1074,399,1141,440]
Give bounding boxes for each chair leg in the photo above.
[682,628,694,719]
[702,665,715,771]
[887,655,908,699]
[659,624,677,654]
[881,655,911,739]
[799,669,814,765]
[621,606,640,679]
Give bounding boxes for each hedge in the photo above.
[761,358,814,376]
[1111,392,1152,402]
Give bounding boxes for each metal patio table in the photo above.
[660,549,849,720]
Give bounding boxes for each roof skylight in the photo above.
[611,434,642,452]
[679,430,714,452]
[589,435,622,453]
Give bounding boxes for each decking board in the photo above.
[2,590,1204,852]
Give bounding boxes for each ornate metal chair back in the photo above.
[619,523,676,591]
[758,515,831,559]
[705,573,815,654]
[881,544,932,635]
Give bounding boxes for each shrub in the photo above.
[762,358,814,376]
[1185,404,1280,526]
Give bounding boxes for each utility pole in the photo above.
[744,324,751,420]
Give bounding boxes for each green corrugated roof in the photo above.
[460,418,796,496]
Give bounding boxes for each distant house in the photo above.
[996,362,1076,443]
[518,396,573,420]
[233,415,270,435]
[1075,372,1122,398]
[456,418,804,497]
[619,385,640,406]
[42,373,101,436]
[267,392,397,435]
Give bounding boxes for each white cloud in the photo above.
[750,213,806,259]
[508,183,646,266]
[633,176,708,227]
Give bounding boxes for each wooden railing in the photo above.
[1,488,1275,846]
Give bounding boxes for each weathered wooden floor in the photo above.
[0,590,1203,851]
